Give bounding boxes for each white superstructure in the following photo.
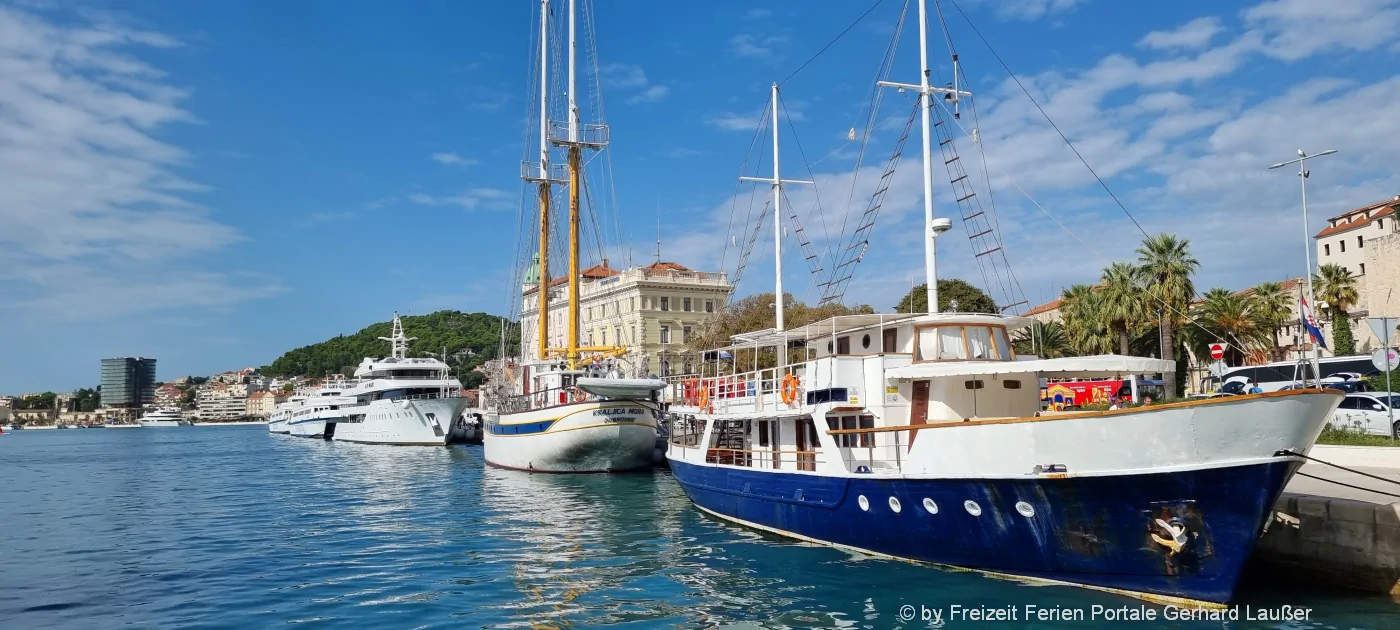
[137,408,189,427]
[287,379,358,439]
[325,312,469,446]
[267,394,303,434]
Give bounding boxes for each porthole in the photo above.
[964,500,982,516]
[1015,501,1035,518]
[858,495,870,511]
[862,334,871,349]
[923,498,938,514]
[888,497,902,513]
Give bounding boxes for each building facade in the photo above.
[245,391,275,417]
[99,357,156,408]
[1313,195,1400,354]
[197,387,247,420]
[519,261,733,376]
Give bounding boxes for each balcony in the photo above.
[549,121,609,148]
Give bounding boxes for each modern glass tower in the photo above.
[100,357,157,408]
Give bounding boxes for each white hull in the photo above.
[138,420,189,427]
[267,419,289,434]
[331,397,469,446]
[288,416,328,438]
[485,401,658,472]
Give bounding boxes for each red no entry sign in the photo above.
[1209,343,1226,360]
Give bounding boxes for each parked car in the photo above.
[1328,392,1400,438]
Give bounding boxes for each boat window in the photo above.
[964,380,985,390]
[1003,380,1022,389]
[858,414,874,448]
[836,336,851,354]
[992,327,1011,360]
[916,327,939,361]
[967,326,993,359]
[939,327,968,360]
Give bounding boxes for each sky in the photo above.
[3,0,1399,392]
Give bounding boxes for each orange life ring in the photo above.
[572,387,587,403]
[696,386,710,409]
[780,374,801,406]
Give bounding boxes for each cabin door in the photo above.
[794,418,816,472]
[910,380,931,445]
[882,328,898,353]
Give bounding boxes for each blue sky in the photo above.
[3,0,1399,392]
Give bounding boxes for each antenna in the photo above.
[656,194,662,264]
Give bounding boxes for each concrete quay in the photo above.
[1252,445,1400,599]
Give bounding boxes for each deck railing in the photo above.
[664,364,806,412]
[827,426,910,474]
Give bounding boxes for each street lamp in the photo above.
[1269,148,1337,387]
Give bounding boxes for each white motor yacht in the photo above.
[137,408,190,427]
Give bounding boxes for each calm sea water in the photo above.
[0,426,1395,629]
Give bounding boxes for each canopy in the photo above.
[885,355,1176,380]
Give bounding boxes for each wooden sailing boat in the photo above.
[482,0,665,473]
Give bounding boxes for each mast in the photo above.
[378,312,416,359]
[529,0,554,361]
[916,0,936,313]
[566,0,581,369]
[739,84,813,363]
[770,83,784,332]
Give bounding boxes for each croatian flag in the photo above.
[1300,296,1328,349]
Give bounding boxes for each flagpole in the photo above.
[1269,148,1337,388]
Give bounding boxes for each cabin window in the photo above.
[939,327,968,360]
[916,327,939,360]
[966,326,993,359]
[858,414,874,448]
[1003,380,1022,389]
[993,328,1012,360]
[837,336,851,354]
[862,334,871,349]
[964,380,985,390]
[758,421,770,447]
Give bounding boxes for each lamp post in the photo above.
[1269,148,1337,387]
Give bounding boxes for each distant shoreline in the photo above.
[8,421,268,431]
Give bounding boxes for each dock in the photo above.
[1252,445,1400,598]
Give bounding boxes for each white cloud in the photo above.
[626,85,670,105]
[1139,17,1223,50]
[1244,0,1400,61]
[728,34,788,60]
[0,6,272,318]
[981,0,1086,21]
[408,188,513,211]
[430,151,477,166]
[601,63,670,105]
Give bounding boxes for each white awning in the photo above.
[886,355,1176,380]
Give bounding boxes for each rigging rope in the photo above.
[779,0,887,86]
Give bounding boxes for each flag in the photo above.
[718,350,733,360]
[1300,296,1328,350]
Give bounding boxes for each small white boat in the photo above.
[138,408,190,427]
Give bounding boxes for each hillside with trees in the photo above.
[260,311,516,388]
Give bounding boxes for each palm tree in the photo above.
[1315,263,1360,355]
[1060,284,1113,355]
[1191,288,1268,366]
[1012,321,1071,358]
[1136,233,1199,399]
[1250,281,1292,361]
[1099,262,1141,355]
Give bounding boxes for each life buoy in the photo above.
[696,386,710,409]
[572,387,587,403]
[780,374,801,406]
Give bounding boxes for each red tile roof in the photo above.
[1022,299,1061,317]
[645,261,691,271]
[1314,197,1398,238]
[580,263,619,278]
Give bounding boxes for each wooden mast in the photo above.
[534,0,551,361]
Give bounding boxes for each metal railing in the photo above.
[496,385,594,414]
[827,426,910,473]
[665,364,806,412]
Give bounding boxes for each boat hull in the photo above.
[485,401,658,472]
[137,420,189,427]
[287,416,327,439]
[670,457,1297,607]
[330,397,469,446]
[267,419,289,434]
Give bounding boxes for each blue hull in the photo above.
[669,459,1299,605]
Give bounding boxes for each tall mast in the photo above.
[535,0,551,360]
[739,84,813,360]
[565,0,581,368]
[878,0,971,315]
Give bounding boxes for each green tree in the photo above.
[1059,284,1112,355]
[894,279,998,314]
[262,311,517,379]
[1136,233,1199,399]
[1250,281,1292,362]
[694,292,874,371]
[1314,263,1359,356]
[1188,288,1268,366]
[1012,320,1071,358]
[1098,262,1141,355]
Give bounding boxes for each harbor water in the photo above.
[1,426,1395,629]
